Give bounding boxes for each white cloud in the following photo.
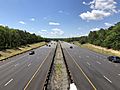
[50,28,64,36]
[19,21,26,24]
[58,10,64,13]
[37,28,64,37]
[80,10,111,21]
[104,22,113,27]
[30,18,35,21]
[49,22,60,26]
[58,10,70,15]
[90,28,100,31]
[80,0,118,21]
[41,29,47,32]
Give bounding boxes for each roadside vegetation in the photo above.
[0,25,47,60]
[0,25,45,50]
[64,22,120,56]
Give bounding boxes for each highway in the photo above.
[61,42,120,90]
[0,42,57,90]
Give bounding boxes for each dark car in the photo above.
[70,46,73,49]
[107,56,120,63]
[29,51,35,55]
[49,45,51,47]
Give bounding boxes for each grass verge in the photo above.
[73,41,120,57]
[0,42,46,61]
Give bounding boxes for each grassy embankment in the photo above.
[72,41,120,57]
[0,42,46,61]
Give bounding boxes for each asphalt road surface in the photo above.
[61,42,120,90]
[0,42,57,90]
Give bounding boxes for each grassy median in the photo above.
[0,42,46,61]
[73,41,120,57]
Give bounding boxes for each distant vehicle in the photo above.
[107,56,120,63]
[70,46,73,49]
[49,45,51,47]
[29,51,35,55]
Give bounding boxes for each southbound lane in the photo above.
[61,42,120,90]
[0,42,57,90]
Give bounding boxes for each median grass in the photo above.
[0,42,46,61]
[73,41,120,57]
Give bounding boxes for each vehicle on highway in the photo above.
[107,56,120,63]
[49,45,51,47]
[70,46,73,49]
[29,51,35,55]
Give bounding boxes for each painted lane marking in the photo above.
[79,56,81,58]
[96,61,101,64]
[24,50,51,90]
[103,76,112,83]
[28,63,31,67]
[0,55,27,69]
[87,62,90,66]
[14,63,19,67]
[86,56,89,58]
[118,74,120,76]
[4,79,13,86]
[65,48,97,90]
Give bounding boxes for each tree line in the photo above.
[0,25,44,50]
[64,22,120,50]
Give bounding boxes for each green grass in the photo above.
[55,63,62,75]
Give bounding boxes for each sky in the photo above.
[0,0,120,38]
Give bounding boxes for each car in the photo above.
[107,56,120,63]
[70,46,73,49]
[29,51,35,55]
[49,45,51,47]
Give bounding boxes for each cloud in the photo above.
[30,18,35,21]
[19,21,26,24]
[104,22,113,27]
[49,22,60,26]
[58,10,64,13]
[50,28,64,36]
[80,0,118,21]
[80,10,111,21]
[90,28,100,31]
[58,10,70,15]
[41,29,47,32]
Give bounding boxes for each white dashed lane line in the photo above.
[14,63,19,67]
[4,78,13,86]
[28,63,31,67]
[103,76,112,83]
[87,62,90,66]
[118,74,120,76]
[96,61,101,64]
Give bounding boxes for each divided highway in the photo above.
[0,42,57,90]
[61,42,120,90]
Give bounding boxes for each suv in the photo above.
[107,56,120,63]
[29,51,35,55]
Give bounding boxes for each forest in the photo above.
[64,22,120,50]
[0,25,44,50]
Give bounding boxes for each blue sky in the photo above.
[0,0,120,38]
